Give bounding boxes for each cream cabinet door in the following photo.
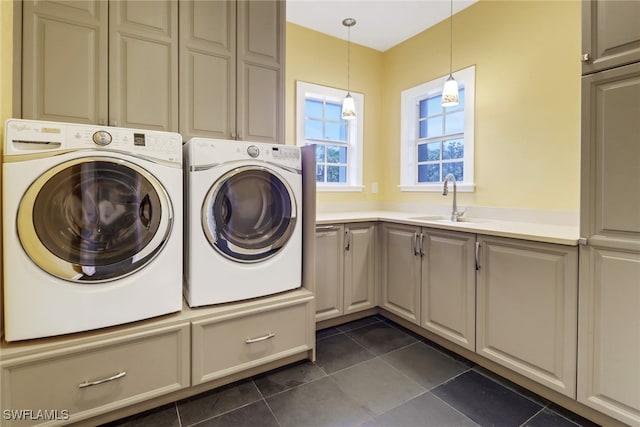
[476,236,578,398]
[236,0,285,143]
[109,0,178,131]
[582,0,640,75]
[344,223,376,315]
[179,0,236,140]
[578,60,640,426]
[421,229,476,351]
[578,247,640,426]
[22,0,108,124]
[380,223,421,325]
[314,225,344,321]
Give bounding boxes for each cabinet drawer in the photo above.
[192,300,313,385]
[1,323,190,427]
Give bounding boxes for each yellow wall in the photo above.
[285,22,385,205]
[1,0,12,138]
[287,0,582,211]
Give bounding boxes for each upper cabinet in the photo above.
[179,0,285,143]
[21,0,178,131]
[581,0,640,75]
[20,0,285,139]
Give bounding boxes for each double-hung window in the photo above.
[400,65,475,192]
[296,81,364,191]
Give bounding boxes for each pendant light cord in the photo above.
[449,0,453,75]
[347,23,351,93]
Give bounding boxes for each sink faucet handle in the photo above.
[457,208,466,217]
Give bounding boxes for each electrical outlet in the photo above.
[372,182,378,193]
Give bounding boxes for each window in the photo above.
[296,81,364,191]
[400,66,475,192]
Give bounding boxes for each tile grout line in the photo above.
[252,378,285,427]
[428,389,483,427]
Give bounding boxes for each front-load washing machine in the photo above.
[183,138,302,307]
[2,119,183,341]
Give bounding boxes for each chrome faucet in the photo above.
[442,173,465,222]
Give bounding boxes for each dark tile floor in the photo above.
[103,316,601,427]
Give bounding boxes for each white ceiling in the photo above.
[286,0,478,52]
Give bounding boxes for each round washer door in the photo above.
[17,156,173,283]
[202,165,297,263]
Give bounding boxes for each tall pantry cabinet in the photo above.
[579,1,640,426]
[21,0,178,131]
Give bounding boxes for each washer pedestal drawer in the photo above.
[1,323,190,427]
[192,297,314,385]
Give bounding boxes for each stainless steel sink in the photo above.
[408,215,495,224]
[433,217,496,224]
[407,215,446,221]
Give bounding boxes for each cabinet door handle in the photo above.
[581,53,591,62]
[78,371,126,389]
[345,228,351,251]
[315,225,335,231]
[419,232,425,257]
[475,241,481,271]
[245,332,276,344]
[413,232,420,256]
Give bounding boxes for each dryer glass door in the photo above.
[17,157,173,282]
[203,166,297,262]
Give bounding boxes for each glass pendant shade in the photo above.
[342,93,356,120]
[441,75,459,107]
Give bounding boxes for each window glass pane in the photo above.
[305,119,323,140]
[316,164,325,182]
[418,164,440,183]
[459,88,465,106]
[326,166,347,183]
[326,145,347,164]
[426,117,443,138]
[418,142,440,162]
[305,99,323,119]
[419,120,428,139]
[445,111,464,134]
[315,144,325,162]
[420,97,443,118]
[443,162,463,181]
[325,102,343,122]
[443,139,464,160]
[325,122,347,142]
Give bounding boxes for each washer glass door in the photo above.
[17,157,173,282]
[203,166,297,262]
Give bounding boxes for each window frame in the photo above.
[400,65,476,192]
[296,81,364,192]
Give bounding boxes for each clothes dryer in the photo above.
[183,138,302,306]
[2,119,183,341]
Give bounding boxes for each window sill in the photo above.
[317,185,365,192]
[399,183,475,193]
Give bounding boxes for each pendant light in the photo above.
[342,18,357,120]
[441,0,459,107]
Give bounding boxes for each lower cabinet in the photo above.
[421,228,476,351]
[191,294,314,385]
[577,245,640,425]
[314,222,376,322]
[476,235,578,397]
[380,223,422,325]
[380,222,476,352]
[1,322,191,427]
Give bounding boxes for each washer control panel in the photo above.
[4,119,182,165]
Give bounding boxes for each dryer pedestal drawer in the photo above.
[1,323,190,427]
[192,298,314,385]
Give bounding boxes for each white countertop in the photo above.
[315,210,580,246]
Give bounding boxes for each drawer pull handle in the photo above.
[245,332,276,344]
[78,371,126,389]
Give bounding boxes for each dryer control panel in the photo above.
[189,138,302,170]
[4,119,182,165]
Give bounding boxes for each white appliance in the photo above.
[183,138,302,306]
[2,119,183,341]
